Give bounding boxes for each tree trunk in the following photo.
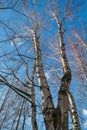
[58,90,69,130]
[15,100,24,130]
[57,22,72,130]
[57,21,81,130]
[30,67,38,130]
[33,30,55,130]
[67,92,81,130]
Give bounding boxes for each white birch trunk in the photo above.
[33,30,55,130]
[67,92,81,130]
[30,68,38,130]
[58,23,71,90]
[57,22,72,130]
[57,22,81,130]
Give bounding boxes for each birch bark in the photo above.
[57,22,71,130]
[57,22,81,130]
[67,92,81,130]
[33,30,55,130]
[30,67,38,130]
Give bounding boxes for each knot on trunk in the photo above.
[61,70,72,90]
[61,70,71,83]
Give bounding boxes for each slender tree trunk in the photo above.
[33,30,55,130]
[0,89,10,112]
[15,100,24,130]
[30,85,38,130]
[0,104,10,129]
[22,114,26,130]
[30,67,38,130]
[10,117,17,130]
[67,92,81,130]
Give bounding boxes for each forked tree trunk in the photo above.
[57,21,81,130]
[32,13,81,130]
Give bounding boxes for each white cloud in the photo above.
[84,120,87,128]
[17,41,22,46]
[10,37,22,46]
[83,109,87,116]
[45,72,50,79]
[15,37,22,46]
[11,41,14,46]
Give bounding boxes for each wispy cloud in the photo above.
[83,109,87,116]
[84,120,87,128]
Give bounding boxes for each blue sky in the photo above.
[0,0,87,130]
